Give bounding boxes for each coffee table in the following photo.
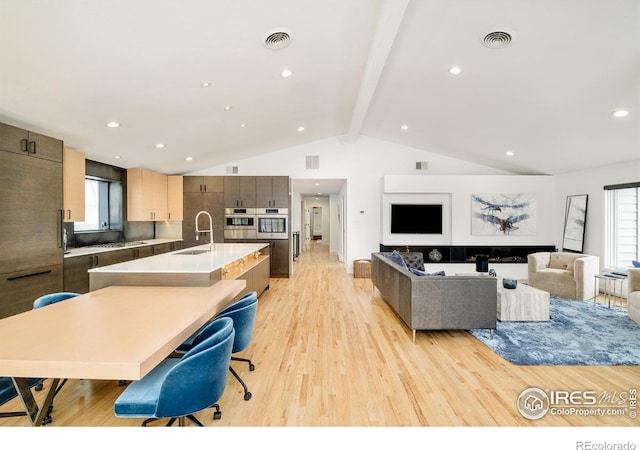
[497,279,550,321]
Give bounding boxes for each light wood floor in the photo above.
[1,242,638,428]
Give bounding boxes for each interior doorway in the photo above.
[311,206,323,241]
[301,196,329,244]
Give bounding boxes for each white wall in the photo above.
[555,159,640,271]
[187,135,638,276]
[382,174,557,246]
[187,135,510,274]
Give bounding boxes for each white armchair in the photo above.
[527,251,599,300]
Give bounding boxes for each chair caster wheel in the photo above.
[118,380,127,387]
[213,411,222,420]
[42,415,52,425]
[244,391,252,401]
[249,363,255,371]
[35,383,43,391]
[47,404,54,414]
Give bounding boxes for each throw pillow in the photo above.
[402,252,425,271]
[410,268,446,276]
[383,250,408,270]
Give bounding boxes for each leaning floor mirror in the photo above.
[562,194,588,253]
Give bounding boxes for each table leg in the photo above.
[12,377,60,426]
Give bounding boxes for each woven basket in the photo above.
[353,259,371,278]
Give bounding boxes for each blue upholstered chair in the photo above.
[33,291,80,309]
[31,291,81,423]
[0,377,45,421]
[114,317,235,427]
[214,291,258,401]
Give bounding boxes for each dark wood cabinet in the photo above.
[151,243,173,255]
[62,244,183,294]
[0,122,63,318]
[231,256,270,300]
[183,176,223,194]
[0,122,63,163]
[133,246,153,259]
[224,176,256,208]
[0,264,63,319]
[183,177,225,249]
[63,248,134,293]
[256,176,289,208]
[258,240,290,277]
[63,255,93,293]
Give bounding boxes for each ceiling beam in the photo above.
[345,0,410,144]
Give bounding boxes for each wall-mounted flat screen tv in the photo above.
[390,204,443,234]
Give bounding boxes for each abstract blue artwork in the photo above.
[471,193,536,235]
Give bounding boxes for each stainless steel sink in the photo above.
[173,249,210,255]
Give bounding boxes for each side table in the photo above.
[594,272,627,308]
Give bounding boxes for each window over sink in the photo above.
[74,177,123,233]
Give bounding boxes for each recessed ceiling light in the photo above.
[115,155,121,159]
[612,109,629,118]
[281,69,293,78]
[297,126,305,132]
[449,66,462,75]
[314,183,320,186]
[400,125,409,131]
[106,121,120,128]
[155,143,165,149]
[201,81,211,87]
[240,123,247,128]
[505,151,514,156]
[224,105,232,111]
[185,157,193,161]
[317,192,322,195]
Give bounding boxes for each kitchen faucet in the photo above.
[195,211,214,251]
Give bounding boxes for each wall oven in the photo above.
[224,208,257,240]
[256,208,288,240]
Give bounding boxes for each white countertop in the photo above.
[64,238,182,258]
[88,243,268,274]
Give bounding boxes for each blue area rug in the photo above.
[468,297,640,365]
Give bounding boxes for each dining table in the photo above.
[0,280,245,426]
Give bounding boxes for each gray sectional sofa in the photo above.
[371,252,497,342]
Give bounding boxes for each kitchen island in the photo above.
[89,243,270,299]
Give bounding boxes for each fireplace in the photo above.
[378,244,557,264]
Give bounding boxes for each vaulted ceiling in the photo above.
[1,0,638,178]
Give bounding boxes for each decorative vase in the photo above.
[429,249,442,261]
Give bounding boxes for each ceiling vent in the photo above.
[264,30,291,50]
[226,166,238,174]
[415,161,429,170]
[481,30,513,49]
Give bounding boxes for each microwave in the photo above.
[256,208,288,240]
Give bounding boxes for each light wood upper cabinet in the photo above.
[63,147,85,222]
[167,175,183,221]
[127,168,168,221]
